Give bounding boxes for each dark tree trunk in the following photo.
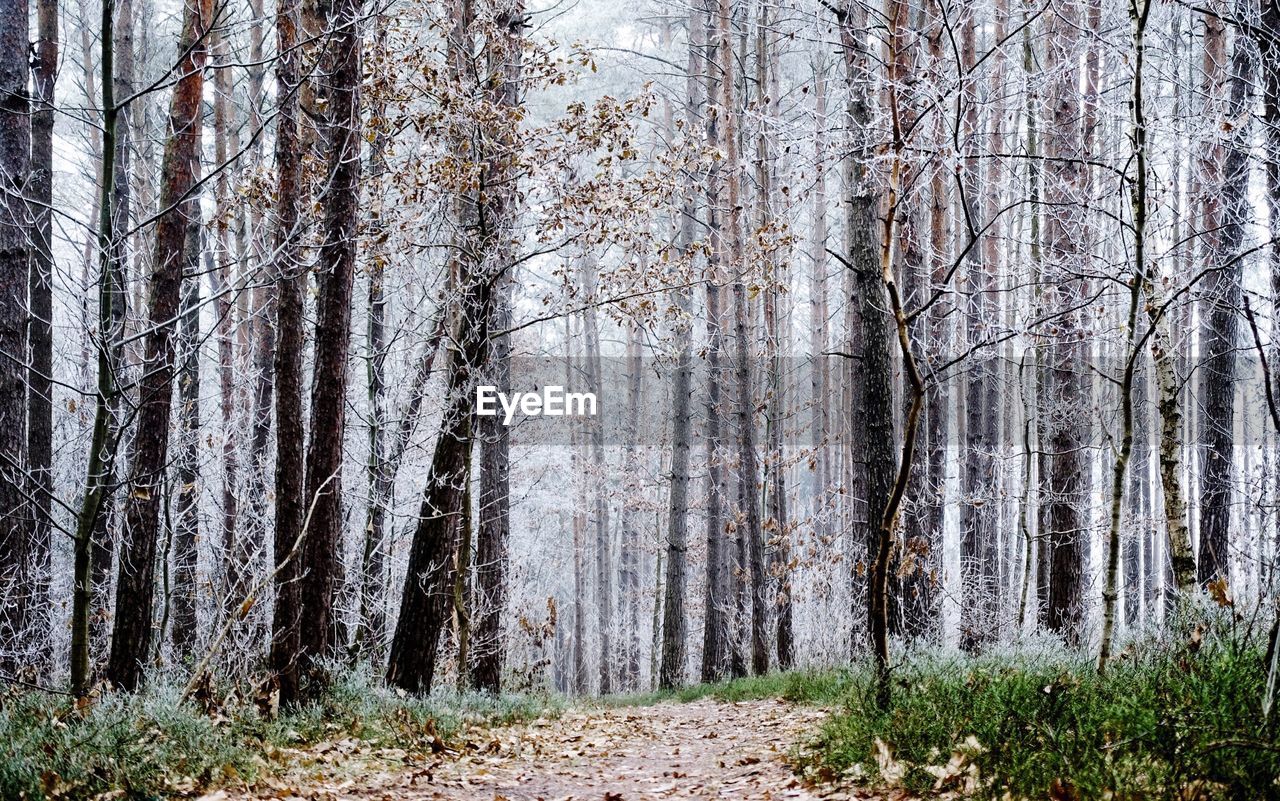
[471,277,511,694]
[26,0,58,666]
[0,0,31,671]
[1197,0,1253,587]
[171,163,204,662]
[658,9,700,687]
[1040,0,1087,644]
[837,0,896,660]
[269,0,306,706]
[106,0,212,691]
[295,0,364,690]
[386,287,493,693]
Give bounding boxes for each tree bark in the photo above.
[269,0,307,706]
[26,0,59,667]
[1039,0,1087,645]
[0,0,31,672]
[296,0,364,690]
[106,0,212,690]
[1197,0,1253,587]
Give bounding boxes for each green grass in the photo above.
[796,619,1280,800]
[0,665,562,800]
[599,668,855,709]
[8,621,1278,800]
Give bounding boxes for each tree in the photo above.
[294,0,365,692]
[107,0,213,690]
[27,0,59,667]
[1197,0,1254,587]
[0,0,31,672]
[269,0,307,706]
[658,5,703,690]
[1039,0,1088,644]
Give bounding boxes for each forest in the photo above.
[2,0,1280,796]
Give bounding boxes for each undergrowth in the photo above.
[0,665,560,800]
[797,615,1280,800]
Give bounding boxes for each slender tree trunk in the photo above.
[295,0,364,690]
[106,0,212,690]
[211,27,243,614]
[70,0,125,694]
[658,8,702,690]
[699,0,728,684]
[1040,0,1087,645]
[172,200,203,661]
[0,0,31,672]
[471,277,511,693]
[958,0,999,652]
[269,0,307,706]
[26,0,58,666]
[355,16,392,660]
[1197,0,1253,587]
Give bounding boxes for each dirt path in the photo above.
[213,698,851,800]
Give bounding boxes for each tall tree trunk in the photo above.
[172,201,203,661]
[1197,0,1253,587]
[658,8,702,690]
[809,53,831,546]
[958,0,998,653]
[70,0,127,694]
[296,0,364,689]
[26,0,58,666]
[106,0,212,690]
[699,0,728,684]
[723,0,766,678]
[355,15,392,660]
[471,277,511,693]
[0,0,31,673]
[269,0,307,706]
[1040,0,1087,645]
[211,27,243,614]
[619,322,644,689]
[583,272,613,694]
[837,0,895,663]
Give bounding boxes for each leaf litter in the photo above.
[200,697,910,800]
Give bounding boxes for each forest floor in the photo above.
[199,697,894,801]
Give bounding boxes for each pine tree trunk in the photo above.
[1040,0,1087,645]
[699,0,728,684]
[106,0,212,690]
[1197,0,1253,587]
[172,169,204,662]
[296,0,364,689]
[471,279,511,694]
[269,0,307,706]
[0,0,31,673]
[26,0,58,666]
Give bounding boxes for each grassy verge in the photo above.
[600,668,856,709]
[796,621,1280,800]
[0,666,561,799]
